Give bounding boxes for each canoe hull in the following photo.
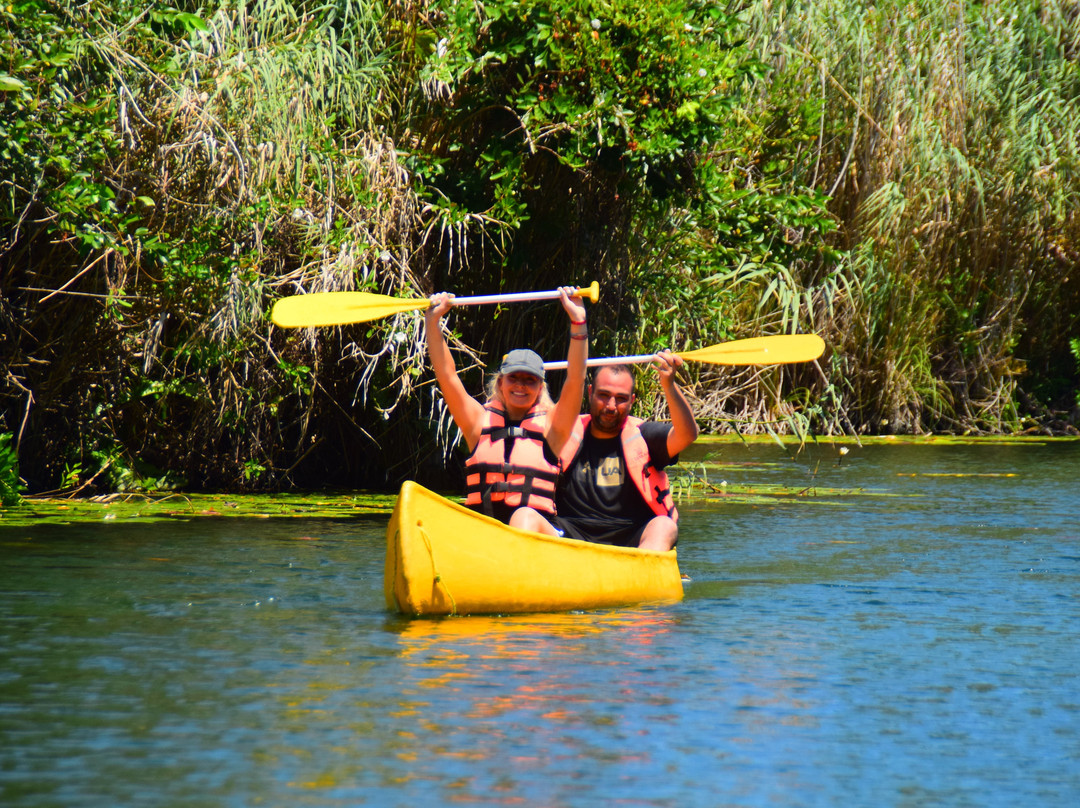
[384,481,684,616]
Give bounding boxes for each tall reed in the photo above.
[740,0,1080,433]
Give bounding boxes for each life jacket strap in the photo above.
[643,465,675,517]
[466,462,559,485]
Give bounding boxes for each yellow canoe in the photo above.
[384,481,684,616]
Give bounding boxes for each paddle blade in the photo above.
[271,292,429,327]
[679,335,825,366]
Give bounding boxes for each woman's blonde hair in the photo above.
[485,372,555,410]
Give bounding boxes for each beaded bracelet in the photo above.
[570,333,588,341]
[570,319,586,326]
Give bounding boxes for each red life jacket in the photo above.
[464,402,560,515]
[559,414,679,521]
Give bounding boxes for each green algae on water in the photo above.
[0,492,398,528]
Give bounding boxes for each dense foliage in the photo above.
[2,0,1078,496]
[0,432,23,505]
[3,0,412,492]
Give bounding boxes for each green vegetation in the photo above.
[1072,339,1080,406]
[0,433,24,505]
[0,490,396,527]
[2,1,1078,496]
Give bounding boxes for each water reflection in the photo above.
[393,609,680,692]
[383,610,687,796]
[396,609,664,646]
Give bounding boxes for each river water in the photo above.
[1,441,1077,806]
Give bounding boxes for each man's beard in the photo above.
[591,405,625,434]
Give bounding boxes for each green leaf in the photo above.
[174,13,209,33]
[675,100,700,121]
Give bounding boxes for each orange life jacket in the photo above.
[559,414,679,521]
[464,402,560,515]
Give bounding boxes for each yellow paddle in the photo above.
[271,282,600,328]
[543,334,826,370]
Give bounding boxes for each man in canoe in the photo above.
[425,287,588,534]
[554,355,699,551]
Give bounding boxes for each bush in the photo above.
[0,433,25,506]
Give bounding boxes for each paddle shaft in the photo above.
[449,283,597,307]
[543,334,825,370]
[546,354,668,370]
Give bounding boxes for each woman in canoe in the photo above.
[425,287,588,534]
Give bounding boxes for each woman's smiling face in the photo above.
[499,372,542,414]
